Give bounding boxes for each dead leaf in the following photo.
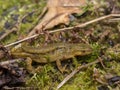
[28,0,87,36]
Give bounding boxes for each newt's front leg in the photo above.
[25,57,35,74]
[56,60,68,73]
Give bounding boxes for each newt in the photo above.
[11,43,92,73]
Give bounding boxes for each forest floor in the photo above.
[0,0,120,90]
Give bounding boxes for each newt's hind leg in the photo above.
[56,60,68,73]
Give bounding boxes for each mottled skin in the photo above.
[21,43,67,54]
[11,43,92,73]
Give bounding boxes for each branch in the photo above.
[5,14,120,47]
[0,58,24,66]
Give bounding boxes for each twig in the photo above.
[26,8,48,34]
[0,28,18,41]
[38,7,48,19]
[48,14,120,33]
[0,10,37,41]
[5,14,120,47]
[4,34,39,47]
[57,58,104,90]
[28,13,65,36]
[0,58,24,65]
[109,18,120,22]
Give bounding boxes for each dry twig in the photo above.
[0,10,37,41]
[57,58,104,89]
[0,58,23,66]
[4,14,120,47]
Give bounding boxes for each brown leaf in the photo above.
[28,0,87,36]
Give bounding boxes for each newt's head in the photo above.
[106,44,120,59]
[70,43,92,56]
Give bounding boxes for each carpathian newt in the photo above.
[11,43,92,73]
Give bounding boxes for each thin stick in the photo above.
[4,34,39,47]
[57,58,104,90]
[5,14,120,47]
[45,14,120,33]
[0,10,37,41]
[109,18,120,22]
[0,58,23,65]
[0,29,17,41]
